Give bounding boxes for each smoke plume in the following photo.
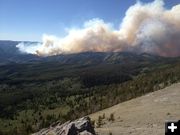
[17,0,180,57]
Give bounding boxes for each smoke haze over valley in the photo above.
[16,0,180,57]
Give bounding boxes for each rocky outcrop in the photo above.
[32,117,96,135]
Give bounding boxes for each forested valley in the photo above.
[0,52,179,135]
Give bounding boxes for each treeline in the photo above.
[65,63,180,119]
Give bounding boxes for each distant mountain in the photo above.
[0,40,179,66]
[0,40,40,65]
[43,51,164,65]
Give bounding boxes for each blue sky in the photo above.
[0,0,179,41]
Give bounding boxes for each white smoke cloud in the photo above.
[16,42,42,54]
[17,0,180,57]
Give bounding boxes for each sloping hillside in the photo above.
[90,83,180,135]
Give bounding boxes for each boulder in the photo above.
[32,117,96,135]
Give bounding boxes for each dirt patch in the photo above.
[90,83,180,135]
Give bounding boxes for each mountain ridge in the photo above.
[0,40,171,65]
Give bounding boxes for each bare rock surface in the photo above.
[32,117,95,135]
[90,83,180,135]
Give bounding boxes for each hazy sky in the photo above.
[0,0,179,41]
